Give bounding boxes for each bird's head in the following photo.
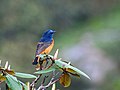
[43,29,56,37]
[40,29,56,42]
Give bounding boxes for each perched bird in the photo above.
[32,29,56,65]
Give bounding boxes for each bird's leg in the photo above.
[39,58,43,70]
[41,53,49,69]
[44,58,49,69]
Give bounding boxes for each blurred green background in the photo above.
[0,0,120,90]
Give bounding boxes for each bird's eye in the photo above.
[50,32,53,34]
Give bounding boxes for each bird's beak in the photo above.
[53,30,56,33]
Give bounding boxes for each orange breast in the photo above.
[40,39,54,54]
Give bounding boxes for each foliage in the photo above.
[0,49,90,90]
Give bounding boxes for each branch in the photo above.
[30,74,42,89]
[41,76,48,85]
[31,49,60,90]
[37,71,60,90]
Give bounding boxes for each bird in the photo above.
[32,29,56,65]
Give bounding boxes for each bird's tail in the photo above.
[32,57,39,65]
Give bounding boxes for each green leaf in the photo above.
[48,55,54,58]
[51,83,56,90]
[19,81,28,90]
[68,64,91,80]
[5,74,23,90]
[34,67,56,74]
[38,54,46,59]
[38,54,53,58]
[15,72,37,78]
[37,54,53,60]
[55,60,91,79]
[55,59,70,68]
[26,82,30,90]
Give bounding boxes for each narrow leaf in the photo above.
[8,65,11,70]
[51,83,56,90]
[48,55,54,58]
[6,70,15,75]
[0,60,1,66]
[34,67,56,74]
[65,68,80,78]
[53,49,59,59]
[55,59,69,68]
[15,72,37,78]
[26,82,30,90]
[55,60,90,79]
[66,68,77,74]
[19,81,28,90]
[4,61,8,69]
[68,65,91,80]
[5,74,22,90]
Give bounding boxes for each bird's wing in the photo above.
[35,41,51,55]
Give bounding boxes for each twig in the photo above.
[44,58,49,69]
[41,76,48,85]
[6,84,9,90]
[30,74,42,89]
[37,78,60,90]
[31,50,60,90]
[30,55,51,90]
[37,71,60,90]
[0,81,4,84]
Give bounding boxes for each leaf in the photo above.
[6,69,15,75]
[48,55,54,58]
[59,73,71,87]
[26,82,30,90]
[15,72,37,78]
[53,49,59,59]
[65,68,77,74]
[67,65,90,80]
[34,67,56,74]
[38,54,53,60]
[55,60,90,79]
[69,73,80,78]
[5,74,23,90]
[0,67,4,71]
[55,59,70,68]
[0,74,6,82]
[65,68,80,78]
[38,54,46,58]
[4,61,9,69]
[0,68,15,75]
[51,83,56,90]
[19,81,28,90]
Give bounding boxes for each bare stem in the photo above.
[31,52,59,90]
[37,71,60,90]
[30,74,42,89]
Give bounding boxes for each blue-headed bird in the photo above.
[32,29,55,65]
